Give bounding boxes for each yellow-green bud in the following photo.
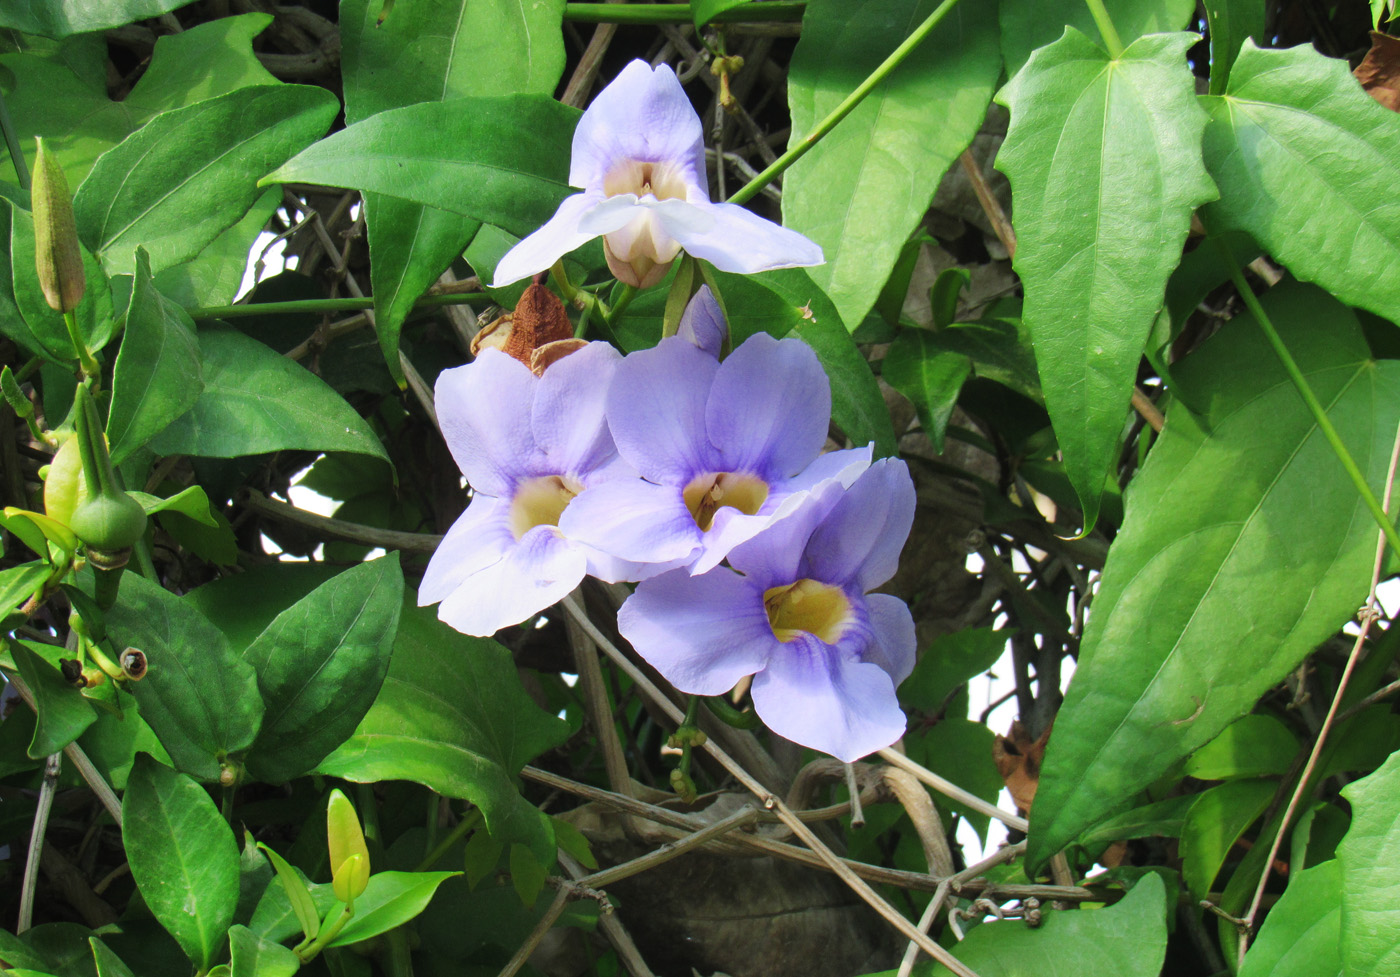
[32,138,85,314]
[327,789,371,903]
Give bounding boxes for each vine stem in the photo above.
[726,0,964,206]
[1082,0,1126,58]
[878,747,1028,832]
[185,291,483,321]
[1210,235,1400,559]
[1236,415,1400,965]
[18,753,61,933]
[561,596,983,977]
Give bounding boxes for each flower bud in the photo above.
[327,789,371,903]
[68,386,147,556]
[31,138,85,314]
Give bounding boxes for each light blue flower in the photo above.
[493,60,823,289]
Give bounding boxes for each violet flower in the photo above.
[617,460,917,762]
[558,291,870,578]
[492,60,823,289]
[419,343,639,636]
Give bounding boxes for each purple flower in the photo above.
[492,60,823,289]
[617,460,917,762]
[419,343,640,636]
[557,317,871,578]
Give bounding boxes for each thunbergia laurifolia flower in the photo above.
[617,460,917,762]
[557,297,871,577]
[492,59,823,289]
[419,342,638,636]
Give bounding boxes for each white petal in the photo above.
[435,527,587,636]
[666,201,824,274]
[418,495,513,606]
[492,192,606,287]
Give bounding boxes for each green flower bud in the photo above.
[327,789,371,903]
[32,138,84,314]
[67,386,146,557]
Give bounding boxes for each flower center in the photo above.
[603,160,688,201]
[510,475,583,540]
[682,472,769,532]
[763,579,851,644]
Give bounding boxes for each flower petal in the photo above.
[666,201,824,274]
[784,444,873,495]
[619,568,774,695]
[752,636,906,763]
[862,593,916,686]
[533,341,625,477]
[706,332,829,479]
[418,495,512,605]
[607,337,722,483]
[724,477,847,586]
[435,527,587,636]
[558,477,699,570]
[492,191,606,287]
[805,459,916,590]
[435,350,542,497]
[570,61,706,192]
[677,285,727,358]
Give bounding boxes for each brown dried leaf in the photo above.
[1355,31,1400,112]
[503,282,572,364]
[993,720,1052,815]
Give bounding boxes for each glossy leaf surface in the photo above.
[1237,861,1343,977]
[1338,749,1400,976]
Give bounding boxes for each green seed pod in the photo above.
[32,138,85,314]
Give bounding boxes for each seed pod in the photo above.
[31,138,85,314]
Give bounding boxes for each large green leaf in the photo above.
[324,871,460,948]
[1237,861,1342,977]
[1338,749,1400,976]
[316,603,570,861]
[89,938,135,977]
[1179,778,1275,900]
[148,327,389,463]
[998,0,1196,77]
[710,268,898,458]
[227,925,298,977]
[1184,714,1300,781]
[0,0,189,39]
[340,0,563,381]
[123,754,239,971]
[1026,282,1400,870]
[7,639,97,758]
[894,872,1168,976]
[784,0,1000,329]
[105,573,263,782]
[1203,0,1265,95]
[1202,42,1400,326]
[122,14,280,119]
[995,29,1216,528]
[242,555,403,784]
[107,248,203,465]
[883,328,972,451]
[153,187,280,310]
[262,95,579,239]
[72,84,338,277]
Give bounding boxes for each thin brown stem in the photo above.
[494,888,570,977]
[240,489,442,553]
[877,747,1029,833]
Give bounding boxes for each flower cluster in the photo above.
[423,61,917,762]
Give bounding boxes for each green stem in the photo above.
[727,0,962,206]
[298,904,354,963]
[605,284,638,326]
[1212,236,1400,559]
[703,695,762,729]
[561,2,805,24]
[63,311,98,378]
[415,808,482,872]
[0,89,29,190]
[185,291,484,321]
[1082,0,1126,58]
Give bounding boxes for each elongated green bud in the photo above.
[32,138,84,314]
[327,789,371,903]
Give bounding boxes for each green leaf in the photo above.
[256,844,320,944]
[1,561,49,615]
[324,871,461,948]
[900,628,1012,717]
[106,248,204,464]
[262,95,579,239]
[122,14,280,119]
[1179,778,1275,900]
[463,829,505,889]
[998,0,1197,77]
[227,925,299,977]
[1338,749,1400,976]
[1202,42,1400,327]
[898,871,1168,976]
[148,327,389,464]
[7,639,97,757]
[317,603,570,862]
[928,267,972,331]
[917,317,1042,401]
[1185,714,1301,781]
[248,859,338,945]
[105,573,263,781]
[123,754,239,971]
[509,843,548,909]
[1237,861,1342,977]
[1203,0,1265,94]
[784,0,1000,329]
[186,562,341,653]
[907,718,1004,841]
[1026,282,1400,871]
[551,817,597,870]
[0,507,78,556]
[88,938,134,977]
[883,328,972,451]
[127,485,219,527]
[0,0,189,38]
[72,84,338,277]
[710,268,898,458]
[242,555,403,783]
[153,187,280,309]
[1070,794,1197,855]
[994,30,1216,528]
